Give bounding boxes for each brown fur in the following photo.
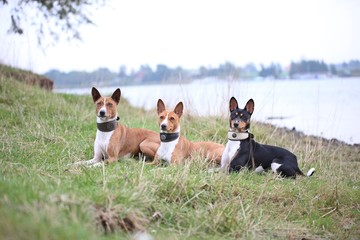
[92,87,160,163]
[151,99,224,165]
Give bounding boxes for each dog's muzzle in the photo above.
[160,124,167,131]
[99,110,106,117]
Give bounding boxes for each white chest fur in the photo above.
[221,140,241,168]
[94,130,114,158]
[156,138,179,164]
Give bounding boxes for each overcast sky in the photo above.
[0,0,359,74]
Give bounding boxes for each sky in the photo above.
[0,0,360,74]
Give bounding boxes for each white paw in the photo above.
[88,162,104,168]
[255,166,264,173]
[271,163,282,173]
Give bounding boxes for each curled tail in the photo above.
[306,167,315,177]
[296,167,315,177]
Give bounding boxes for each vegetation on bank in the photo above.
[0,67,359,239]
[0,64,53,90]
[44,59,360,88]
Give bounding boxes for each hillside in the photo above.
[0,66,359,239]
[0,64,53,90]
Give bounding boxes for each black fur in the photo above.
[228,97,304,178]
[229,137,304,178]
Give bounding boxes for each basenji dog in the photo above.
[149,99,224,165]
[71,87,160,167]
[221,97,315,178]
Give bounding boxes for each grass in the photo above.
[0,67,359,239]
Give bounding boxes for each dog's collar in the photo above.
[160,132,180,142]
[228,131,251,141]
[97,117,119,132]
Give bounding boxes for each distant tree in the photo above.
[290,60,329,77]
[118,65,127,78]
[1,0,107,46]
[329,64,337,75]
[135,65,153,83]
[289,61,297,76]
[199,66,208,78]
[154,64,170,82]
[44,67,117,87]
[218,62,238,78]
[93,68,116,82]
[259,63,282,79]
[320,60,328,72]
[242,63,258,78]
[173,66,184,80]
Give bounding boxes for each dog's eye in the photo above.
[159,116,164,120]
[169,117,175,121]
[107,103,113,107]
[96,102,102,106]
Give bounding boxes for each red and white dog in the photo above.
[72,87,160,167]
[150,99,224,165]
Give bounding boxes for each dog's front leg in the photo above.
[68,156,102,166]
[229,151,248,172]
[220,153,230,169]
[147,154,160,165]
[71,142,103,166]
[71,153,102,166]
[221,142,235,170]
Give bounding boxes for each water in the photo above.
[55,77,360,144]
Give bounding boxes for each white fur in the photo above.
[156,113,181,164]
[255,165,264,173]
[71,114,116,167]
[160,113,169,129]
[220,140,241,169]
[306,167,315,177]
[271,162,282,173]
[156,135,179,164]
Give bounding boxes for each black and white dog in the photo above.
[221,97,315,178]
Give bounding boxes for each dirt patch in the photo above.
[94,204,148,235]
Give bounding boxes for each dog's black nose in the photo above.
[161,124,167,130]
[99,110,105,117]
[234,122,239,128]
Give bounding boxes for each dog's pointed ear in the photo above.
[157,99,166,115]
[229,97,238,112]
[91,87,101,103]
[245,99,254,115]
[174,102,183,118]
[111,88,121,104]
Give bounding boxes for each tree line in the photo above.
[45,59,360,88]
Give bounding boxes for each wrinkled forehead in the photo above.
[159,110,178,118]
[230,108,250,119]
[95,96,115,104]
[158,110,168,117]
[94,96,103,105]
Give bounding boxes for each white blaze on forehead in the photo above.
[99,98,107,113]
[160,113,169,131]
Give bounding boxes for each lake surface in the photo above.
[55,77,360,144]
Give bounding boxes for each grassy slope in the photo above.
[0,68,359,239]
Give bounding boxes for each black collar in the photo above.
[160,132,180,142]
[97,117,119,132]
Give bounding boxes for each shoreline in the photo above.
[256,121,359,148]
